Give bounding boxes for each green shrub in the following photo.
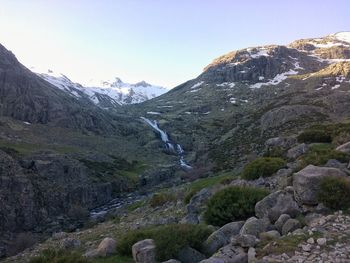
[241,157,286,180]
[204,186,269,226]
[29,249,87,263]
[118,224,212,261]
[297,130,332,143]
[149,192,176,208]
[317,177,350,210]
[300,144,349,167]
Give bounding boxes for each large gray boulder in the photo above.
[274,214,291,233]
[132,239,156,263]
[240,217,271,237]
[200,244,247,263]
[281,219,301,235]
[178,246,206,263]
[336,141,350,154]
[96,237,117,257]
[231,234,257,248]
[203,221,245,255]
[293,165,347,205]
[255,190,301,222]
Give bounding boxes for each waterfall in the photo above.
[141,117,192,170]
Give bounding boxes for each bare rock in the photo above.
[281,219,301,235]
[96,237,117,257]
[287,143,308,160]
[132,239,156,263]
[240,217,271,237]
[336,141,350,153]
[293,165,347,205]
[178,246,206,263]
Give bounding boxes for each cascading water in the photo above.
[141,117,192,170]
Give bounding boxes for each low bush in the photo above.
[241,157,286,180]
[297,129,332,143]
[204,186,269,226]
[149,192,176,207]
[300,144,349,167]
[317,176,350,210]
[29,249,87,263]
[118,224,212,261]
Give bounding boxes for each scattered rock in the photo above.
[203,221,244,255]
[255,190,301,222]
[200,244,247,263]
[132,239,156,263]
[247,247,256,263]
[317,238,327,246]
[232,234,257,248]
[302,244,311,252]
[293,165,347,205]
[287,143,308,159]
[240,217,271,237]
[282,219,301,235]
[52,232,68,240]
[307,237,315,244]
[178,246,206,263]
[274,214,291,233]
[96,237,117,257]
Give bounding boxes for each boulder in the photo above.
[255,190,301,222]
[178,246,206,263]
[293,165,347,205]
[231,234,257,248]
[132,239,156,263]
[287,143,308,160]
[162,260,181,263]
[325,159,347,170]
[274,214,291,233]
[96,237,117,257]
[200,244,247,263]
[281,219,301,235]
[276,169,293,189]
[336,141,350,153]
[247,247,256,263]
[240,217,271,237]
[203,221,244,255]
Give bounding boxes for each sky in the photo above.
[0,0,349,88]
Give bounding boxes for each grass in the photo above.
[184,172,236,204]
[299,143,349,167]
[126,200,146,212]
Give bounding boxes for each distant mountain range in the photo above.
[34,69,168,108]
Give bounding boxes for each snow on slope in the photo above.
[34,69,168,107]
[334,32,350,43]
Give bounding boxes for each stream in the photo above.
[140,117,192,170]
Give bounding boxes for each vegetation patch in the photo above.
[184,173,235,204]
[241,157,286,180]
[204,186,269,226]
[299,143,349,167]
[29,249,87,263]
[317,176,350,210]
[118,224,212,261]
[149,192,176,207]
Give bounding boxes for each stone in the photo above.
[255,190,301,222]
[200,244,247,263]
[307,237,315,244]
[247,247,256,263]
[203,221,245,255]
[162,260,181,263]
[60,238,81,249]
[232,234,257,248]
[178,246,206,263]
[317,238,327,246]
[276,169,293,189]
[287,143,308,159]
[336,141,350,153]
[302,244,311,252]
[240,217,271,237]
[132,239,156,263]
[96,237,117,257]
[259,230,281,240]
[282,219,301,235]
[275,214,291,233]
[293,165,347,205]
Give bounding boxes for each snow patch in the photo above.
[334,32,350,43]
[250,69,298,89]
[147,112,161,115]
[190,81,204,90]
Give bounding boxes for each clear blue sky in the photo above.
[0,0,349,88]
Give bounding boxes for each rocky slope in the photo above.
[133,32,350,171]
[36,70,168,109]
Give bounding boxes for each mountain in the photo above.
[135,32,350,170]
[35,70,168,109]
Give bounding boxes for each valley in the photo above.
[1,31,350,262]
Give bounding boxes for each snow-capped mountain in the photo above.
[34,69,168,108]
